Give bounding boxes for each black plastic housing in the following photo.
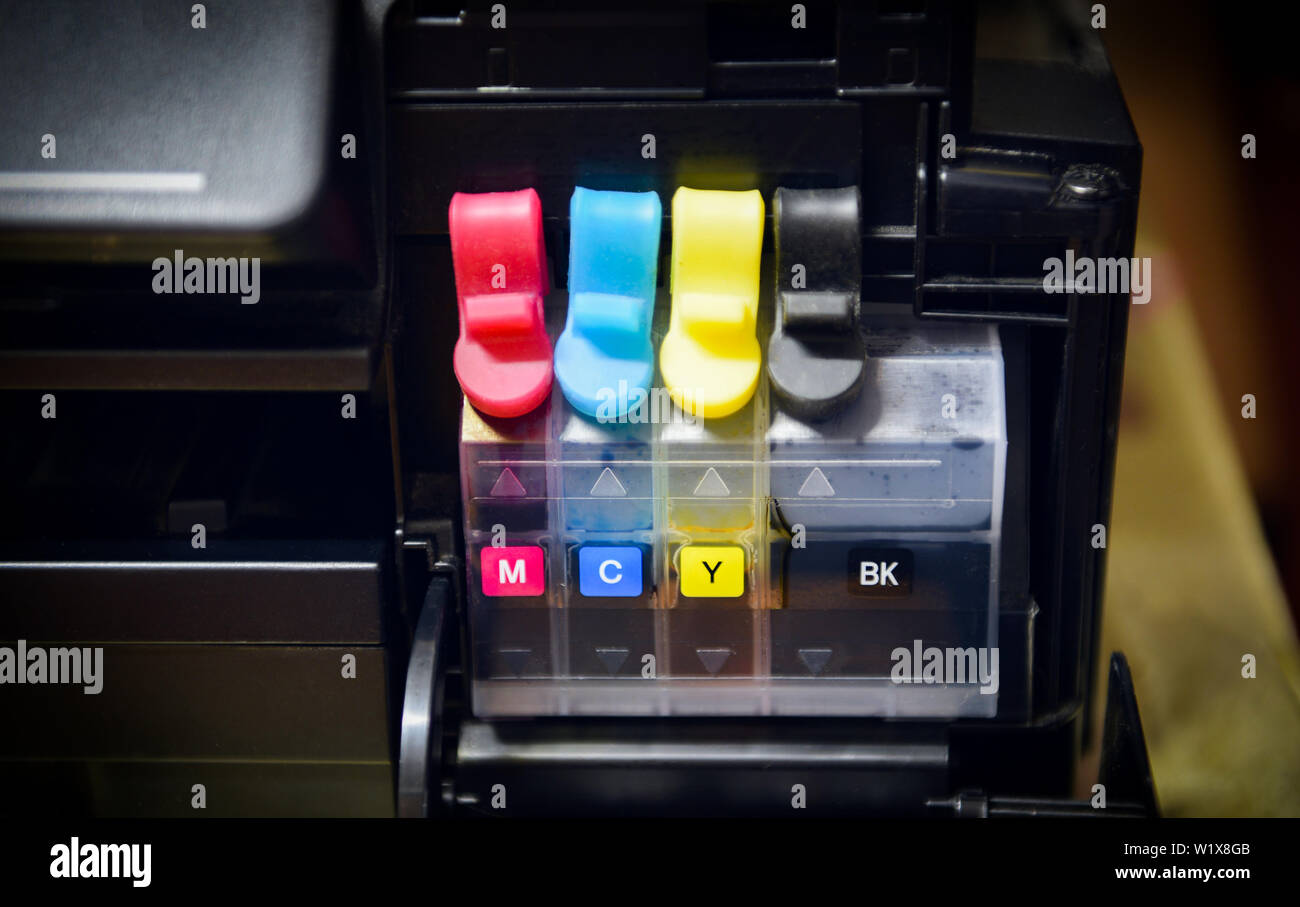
[0,0,1146,817]
[384,0,1142,814]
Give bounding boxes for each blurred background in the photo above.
[1070,0,1300,815]
[1107,0,1299,605]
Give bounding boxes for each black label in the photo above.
[845,548,913,597]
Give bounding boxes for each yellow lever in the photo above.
[659,187,765,419]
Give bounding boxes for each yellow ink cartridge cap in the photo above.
[659,187,765,419]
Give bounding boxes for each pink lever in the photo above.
[450,189,553,418]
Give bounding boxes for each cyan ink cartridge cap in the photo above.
[554,187,661,419]
[450,188,553,418]
[767,187,866,420]
[659,187,764,420]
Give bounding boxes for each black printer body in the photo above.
[0,0,1152,817]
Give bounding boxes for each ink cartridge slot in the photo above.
[456,187,1008,717]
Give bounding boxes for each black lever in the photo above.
[767,186,866,420]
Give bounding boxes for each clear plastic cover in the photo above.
[463,306,1006,718]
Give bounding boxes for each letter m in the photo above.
[499,559,526,585]
[101,844,128,878]
[207,257,238,295]
[1096,257,1128,294]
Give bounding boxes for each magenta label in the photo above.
[481,546,546,596]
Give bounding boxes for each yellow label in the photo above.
[679,544,745,597]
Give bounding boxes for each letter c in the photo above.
[599,559,623,584]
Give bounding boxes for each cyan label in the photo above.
[578,546,643,597]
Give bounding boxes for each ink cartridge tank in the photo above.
[766,319,1007,717]
[456,184,1007,718]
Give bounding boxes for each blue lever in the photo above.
[555,187,661,420]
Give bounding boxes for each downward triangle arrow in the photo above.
[594,647,630,674]
[499,648,532,677]
[797,648,833,675]
[695,647,733,674]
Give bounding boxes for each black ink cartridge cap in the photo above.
[767,186,867,420]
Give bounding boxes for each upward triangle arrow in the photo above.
[797,467,835,498]
[589,467,628,497]
[692,466,731,497]
[489,468,527,497]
